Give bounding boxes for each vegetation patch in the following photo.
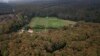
[29,17,76,29]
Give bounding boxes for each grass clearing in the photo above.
[29,17,76,29]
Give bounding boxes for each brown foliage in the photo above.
[0,22,100,56]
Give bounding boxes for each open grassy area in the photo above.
[29,17,76,29]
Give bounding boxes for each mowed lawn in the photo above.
[29,17,76,29]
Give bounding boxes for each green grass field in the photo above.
[29,17,76,29]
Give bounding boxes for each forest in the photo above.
[13,0,100,22]
[0,0,100,56]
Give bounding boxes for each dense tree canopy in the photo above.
[13,0,100,23]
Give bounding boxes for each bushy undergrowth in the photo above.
[0,22,100,56]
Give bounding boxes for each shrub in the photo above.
[73,34,89,41]
[70,41,88,51]
[0,50,2,56]
[97,47,100,56]
[45,41,66,53]
[1,41,9,56]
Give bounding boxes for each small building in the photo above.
[28,29,33,33]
